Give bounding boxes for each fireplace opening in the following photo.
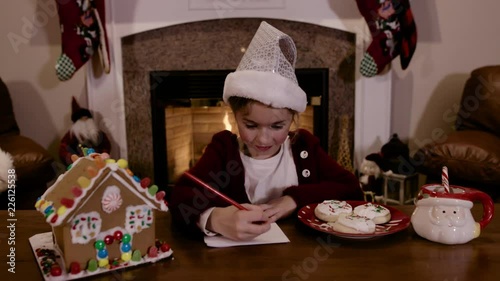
[150,69,328,191]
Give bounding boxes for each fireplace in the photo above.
[121,18,356,193]
[150,69,329,188]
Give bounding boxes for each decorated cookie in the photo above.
[331,213,376,234]
[314,200,353,222]
[353,203,391,224]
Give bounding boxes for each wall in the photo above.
[1,0,87,160]
[392,0,500,155]
[121,18,357,181]
[3,0,500,170]
[89,0,392,168]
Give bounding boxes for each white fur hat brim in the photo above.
[223,70,307,113]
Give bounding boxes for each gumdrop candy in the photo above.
[69,262,81,275]
[87,259,98,272]
[132,250,142,262]
[148,185,159,197]
[148,246,158,258]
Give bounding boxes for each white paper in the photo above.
[204,222,290,247]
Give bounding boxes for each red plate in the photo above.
[297,201,411,239]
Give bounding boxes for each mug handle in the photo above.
[469,190,495,229]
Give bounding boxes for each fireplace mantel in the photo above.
[87,0,392,170]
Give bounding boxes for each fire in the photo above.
[223,111,232,131]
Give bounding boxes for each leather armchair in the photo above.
[0,78,56,209]
[414,65,500,200]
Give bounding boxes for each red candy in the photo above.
[160,243,170,252]
[155,191,166,201]
[71,186,83,197]
[61,198,74,208]
[50,265,62,276]
[50,214,58,223]
[148,246,158,258]
[104,235,114,245]
[69,262,81,274]
[140,177,151,188]
[114,230,123,241]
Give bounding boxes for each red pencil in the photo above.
[184,172,248,211]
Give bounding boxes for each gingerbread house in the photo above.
[34,154,172,278]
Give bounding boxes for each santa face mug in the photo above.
[411,184,494,245]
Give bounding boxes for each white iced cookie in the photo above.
[353,203,391,224]
[331,213,376,234]
[314,200,352,222]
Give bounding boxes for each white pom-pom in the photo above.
[0,148,14,193]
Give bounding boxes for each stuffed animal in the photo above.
[359,134,411,200]
[59,97,111,166]
[359,153,389,197]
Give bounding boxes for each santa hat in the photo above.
[71,97,92,123]
[223,21,307,113]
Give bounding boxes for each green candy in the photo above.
[94,240,105,250]
[148,185,159,196]
[122,233,131,244]
[87,259,98,272]
[132,250,142,262]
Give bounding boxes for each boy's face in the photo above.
[235,102,293,159]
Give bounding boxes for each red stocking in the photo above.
[356,0,417,77]
[55,0,110,81]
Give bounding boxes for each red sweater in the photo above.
[169,129,363,233]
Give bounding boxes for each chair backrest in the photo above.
[456,65,500,136]
[0,78,20,137]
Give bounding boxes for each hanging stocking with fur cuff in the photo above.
[55,0,110,81]
[356,0,417,77]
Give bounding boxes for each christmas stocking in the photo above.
[55,0,110,81]
[356,0,417,77]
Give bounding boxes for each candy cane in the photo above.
[442,166,450,193]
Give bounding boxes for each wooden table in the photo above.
[1,204,499,281]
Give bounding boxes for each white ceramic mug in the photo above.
[411,184,494,245]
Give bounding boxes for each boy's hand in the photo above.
[260,195,297,223]
[207,204,271,241]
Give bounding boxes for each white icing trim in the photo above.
[125,205,154,235]
[70,211,102,244]
[109,163,119,171]
[111,174,157,209]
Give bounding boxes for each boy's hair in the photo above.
[227,96,299,128]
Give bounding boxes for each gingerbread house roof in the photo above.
[35,154,168,226]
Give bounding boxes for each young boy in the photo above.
[170,21,363,241]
